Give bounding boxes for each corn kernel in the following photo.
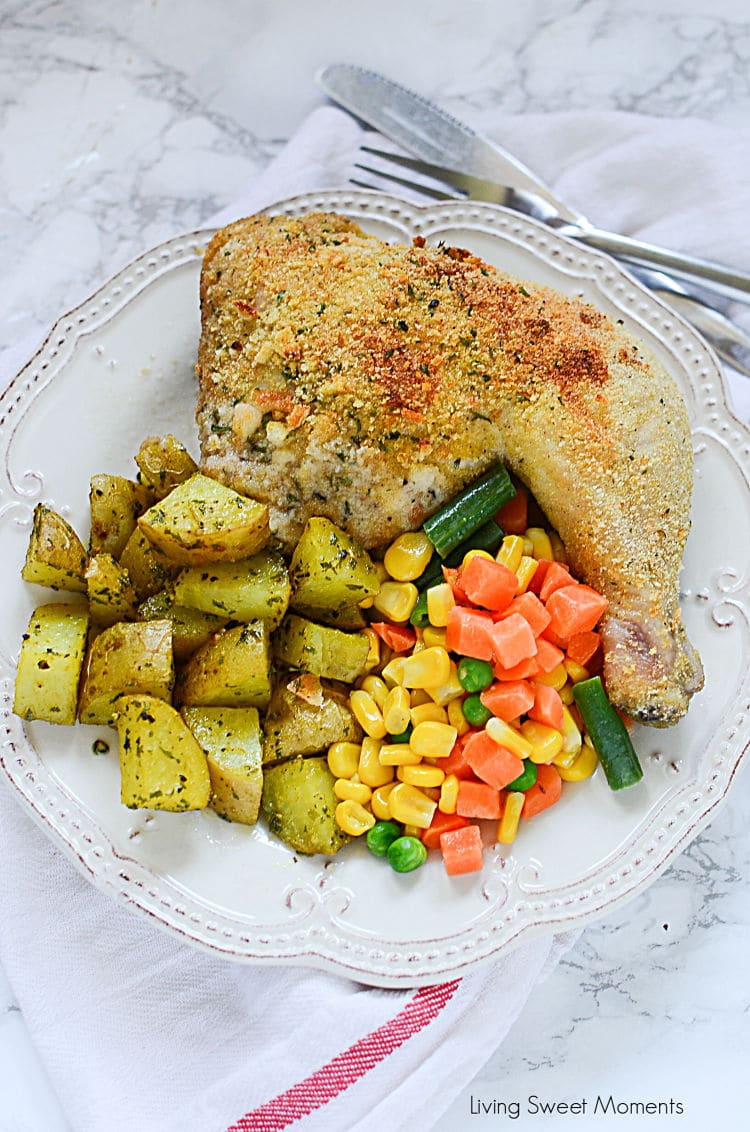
[496,535,524,573]
[327,741,361,779]
[349,690,387,739]
[381,656,407,688]
[375,560,390,584]
[383,685,411,736]
[560,681,575,705]
[427,660,466,706]
[558,742,598,781]
[583,730,596,749]
[334,777,372,804]
[361,627,381,672]
[336,799,375,836]
[426,582,455,628]
[549,531,568,564]
[360,674,388,709]
[358,737,394,788]
[515,555,539,594]
[462,548,494,568]
[387,782,437,829]
[421,786,441,801]
[560,705,582,755]
[359,595,375,609]
[371,782,396,820]
[403,824,422,839]
[379,743,422,766]
[373,581,419,623]
[535,663,568,691]
[439,773,460,814]
[564,658,589,684]
[422,625,448,649]
[398,763,445,788]
[525,527,553,561]
[521,719,564,763]
[522,537,534,555]
[411,702,448,726]
[497,792,525,844]
[447,695,470,735]
[410,687,432,706]
[383,530,434,581]
[401,646,451,689]
[552,747,578,770]
[486,716,534,759]
[410,719,458,759]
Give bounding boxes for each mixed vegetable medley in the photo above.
[13,437,642,879]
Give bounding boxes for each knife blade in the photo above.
[316,63,582,223]
[317,63,750,376]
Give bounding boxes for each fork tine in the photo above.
[352,162,455,201]
[360,145,472,196]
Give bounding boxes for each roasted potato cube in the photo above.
[85,553,138,627]
[289,517,379,626]
[182,705,262,824]
[138,473,270,565]
[172,548,290,629]
[115,695,210,811]
[89,474,153,559]
[135,434,198,501]
[262,756,350,856]
[137,591,225,663]
[21,504,88,593]
[14,603,90,724]
[177,621,272,709]
[274,614,369,683]
[262,676,361,764]
[78,619,174,725]
[119,527,179,601]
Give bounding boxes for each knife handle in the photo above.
[562,225,750,303]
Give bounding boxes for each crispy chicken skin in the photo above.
[197,212,703,724]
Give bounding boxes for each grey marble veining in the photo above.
[1,2,749,1129]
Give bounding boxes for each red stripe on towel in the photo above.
[227,979,460,1131]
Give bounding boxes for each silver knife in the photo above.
[317,64,750,375]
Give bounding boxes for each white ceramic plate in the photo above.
[2,190,749,987]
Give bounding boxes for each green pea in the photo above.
[366,820,403,858]
[387,835,427,873]
[389,724,413,744]
[457,657,494,693]
[462,693,492,727]
[506,759,538,792]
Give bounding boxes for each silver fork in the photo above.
[352,145,750,378]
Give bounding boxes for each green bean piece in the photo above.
[572,676,643,791]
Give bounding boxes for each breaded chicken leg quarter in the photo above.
[197,212,703,725]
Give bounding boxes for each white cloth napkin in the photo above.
[1,104,749,1132]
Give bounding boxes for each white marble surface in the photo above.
[1,2,749,1129]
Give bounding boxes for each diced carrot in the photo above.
[529,682,564,730]
[521,763,562,818]
[463,729,525,789]
[445,606,494,661]
[480,679,535,722]
[456,779,503,819]
[440,824,484,875]
[460,555,517,613]
[442,566,470,605]
[539,561,573,602]
[546,584,608,638]
[495,489,528,535]
[422,810,471,851]
[495,591,550,637]
[566,630,601,667]
[441,736,479,779]
[369,622,417,653]
[487,612,537,669]
[540,624,568,649]
[534,637,565,673]
[528,558,553,596]
[494,655,541,681]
